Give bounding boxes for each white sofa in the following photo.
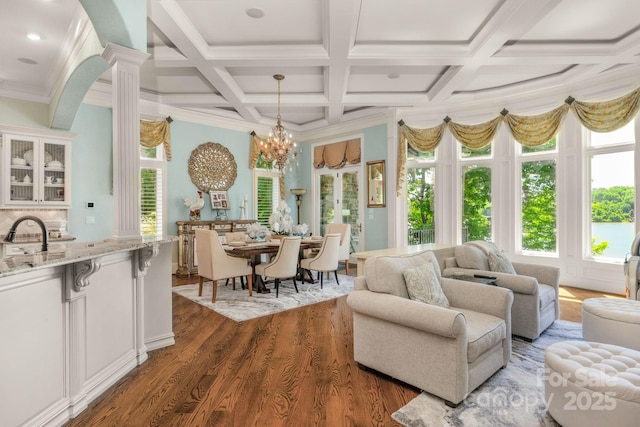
[347,250,513,406]
[442,241,560,341]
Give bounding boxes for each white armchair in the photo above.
[442,241,560,341]
[347,250,513,406]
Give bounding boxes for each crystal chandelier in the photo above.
[259,74,297,171]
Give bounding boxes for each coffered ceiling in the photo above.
[2,0,640,131]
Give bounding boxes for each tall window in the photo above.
[406,146,436,244]
[140,145,166,237]
[253,154,280,227]
[519,137,557,253]
[587,121,635,259]
[461,144,492,242]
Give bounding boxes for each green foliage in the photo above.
[592,238,609,255]
[591,186,634,223]
[463,166,491,241]
[407,168,434,231]
[521,136,557,154]
[521,160,556,251]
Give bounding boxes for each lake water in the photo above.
[592,222,636,259]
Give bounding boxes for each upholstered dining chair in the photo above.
[195,229,253,303]
[254,236,301,297]
[224,231,246,244]
[326,223,351,274]
[300,233,341,288]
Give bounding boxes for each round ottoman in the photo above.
[582,298,640,351]
[544,341,640,427]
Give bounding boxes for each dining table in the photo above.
[224,238,323,293]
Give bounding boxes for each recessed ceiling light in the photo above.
[18,58,38,65]
[387,73,400,79]
[27,32,43,41]
[246,8,265,19]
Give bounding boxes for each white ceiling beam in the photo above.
[325,0,360,124]
[148,0,262,123]
[428,0,562,102]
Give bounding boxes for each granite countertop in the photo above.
[0,234,77,245]
[0,236,177,278]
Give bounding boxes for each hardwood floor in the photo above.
[64,271,621,427]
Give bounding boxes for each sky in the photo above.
[590,122,635,189]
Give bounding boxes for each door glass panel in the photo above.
[342,171,359,253]
[43,142,65,202]
[319,174,335,236]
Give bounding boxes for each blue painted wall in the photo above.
[362,124,388,251]
[166,121,255,235]
[68,103,114,241]
[14,99,385,249]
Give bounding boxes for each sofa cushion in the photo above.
[488,251,516,274]
[364,250,440,298]
[466,240,500,255]
[457,308,507,363]
[454,244,490,270]
[403,262,450,308]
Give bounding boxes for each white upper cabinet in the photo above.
[1,128,73,208]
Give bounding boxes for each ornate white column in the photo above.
[102,43,150,240]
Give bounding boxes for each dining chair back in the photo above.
[254,236,302,297]
[224,231,246,244]
[326,223,351,274]
[300,233,341,288]
[195,229,253,302]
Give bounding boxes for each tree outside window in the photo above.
[462,165,491,242]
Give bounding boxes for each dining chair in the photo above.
[254,236,301,298]
[325,223,351,274]
[195,229,253,303]
[224,231,246,244]
[299,233,341,288]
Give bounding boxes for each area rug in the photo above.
[392,320,583,427]
[172,274,353,322]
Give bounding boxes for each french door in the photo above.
[316,166,363,253]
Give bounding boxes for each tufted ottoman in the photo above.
[544,341,640,427]
[582,298,640,351]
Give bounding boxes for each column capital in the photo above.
[102,42,149,67]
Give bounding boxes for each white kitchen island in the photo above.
[0,237,176,427]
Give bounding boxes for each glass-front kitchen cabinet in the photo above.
[1,129,72,208]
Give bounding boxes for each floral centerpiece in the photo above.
[246,222,268,241]
[269,200,294,235]
[292,223,309,236]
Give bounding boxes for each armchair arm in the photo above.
[354,275,368,291]
[442,267,539,295]
[512,262,560,288]
[441,278,513,321]
[347,290,465,338]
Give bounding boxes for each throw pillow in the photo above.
[402,262,450,307]
[455,244,490,270]
[488,251,516,274]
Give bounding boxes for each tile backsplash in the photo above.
[0,209,67,236]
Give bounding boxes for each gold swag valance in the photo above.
[397,86,640,194]
[140,117,172,160]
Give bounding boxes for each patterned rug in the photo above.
[392,320,583,427]
[172,273,353,322]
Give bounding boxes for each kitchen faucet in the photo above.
[4,215,48,252]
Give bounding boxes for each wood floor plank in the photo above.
[64,275,614,427]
